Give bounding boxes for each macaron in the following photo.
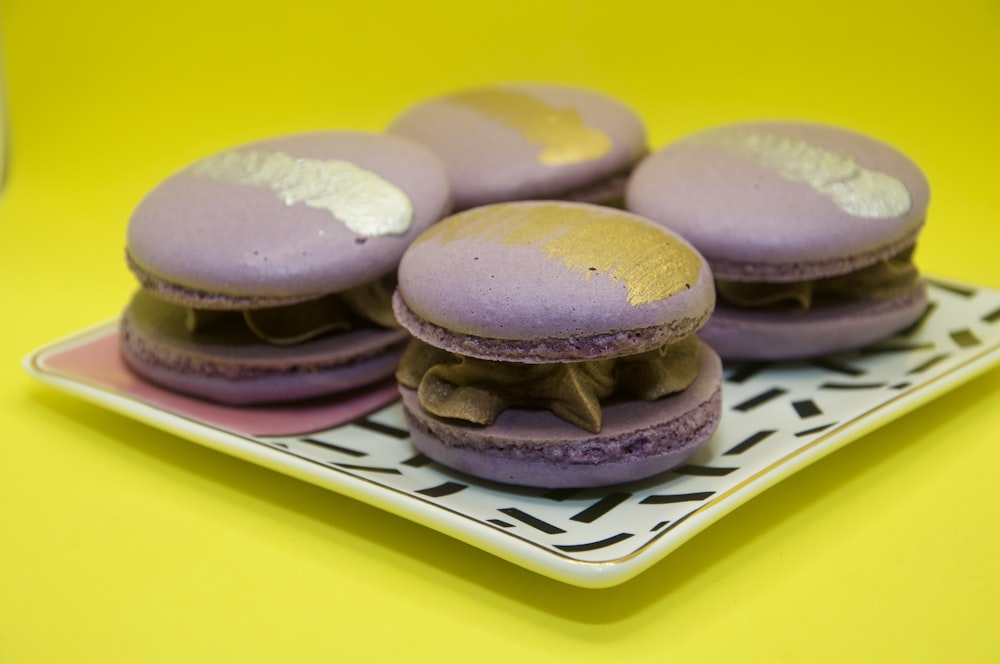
[386,83,647,211]
[392,201,722,488]
[121,131,452,404]
[626,121,930,360]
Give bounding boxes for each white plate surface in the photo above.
[24,277,1000,587]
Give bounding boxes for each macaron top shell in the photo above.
[394,201,715,361]
[387,83,647,210]
[126,131,452,306]
[626,122,930,281]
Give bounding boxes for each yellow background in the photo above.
[2,1,999,661]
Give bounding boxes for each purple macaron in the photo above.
[392,201,722,488]
[121,131,452,404]
[386,83,647,211]
[626,121,930,360]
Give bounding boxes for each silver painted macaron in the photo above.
[121,131,452,404]
[626,121,930,360]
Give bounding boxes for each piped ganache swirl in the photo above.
[715,247,920,312]
[396,335,700,434]
[185,276,400,345]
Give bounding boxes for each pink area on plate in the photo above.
[35,324,403,437]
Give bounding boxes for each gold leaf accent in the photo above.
[417,204,700,306]
[447,88,612,165]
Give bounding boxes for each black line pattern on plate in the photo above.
[732,387,787,412]
[674,465,739,477]
[416,482,468,498]
[640,492,716,505]
[794,422,837,437]
[570,492,631,523]
[726,362,773,384]
[907,353,951,374]
[400,454,432,467]
[554,533,634,552]
[22,274,1000,588]
[301,437,367,457]
[810,359,866,376]
[724,429,777,455]
[330,463,402,475]
[792,399,822,418]
[498,508,566,534]
[242,280,1000,571]
[896,301,937,337]
[354,418,409,439]
[926,279,977,297]
[544,489,581,502]
[950,329,981,348]
[860,341,936,355]
[819,381,888,390]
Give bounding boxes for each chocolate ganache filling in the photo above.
[186,276,399,344]
[396,335,700,433]
[716,247,919,312]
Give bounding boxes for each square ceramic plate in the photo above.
[24,277,1000,588]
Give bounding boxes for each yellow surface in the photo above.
[2,1,999,661]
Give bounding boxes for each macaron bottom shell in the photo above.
[121,341,406,406]
[399,341,722,488]
[700,281,929,361]
[120,291,409,405]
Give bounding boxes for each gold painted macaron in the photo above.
[388,83,647,210]
[392,201,722,488]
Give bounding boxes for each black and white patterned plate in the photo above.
[24,277,1000,587]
